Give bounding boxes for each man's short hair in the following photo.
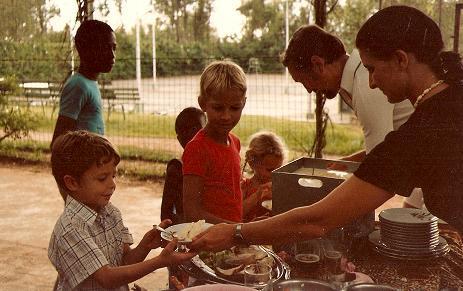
[199,60,247,103]
[75,20,114,56]
[51,130,120,196]
[282,25,346,72]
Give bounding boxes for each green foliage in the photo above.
[154,0,213,43]
[0,76,39,143]
[0,0,59,41]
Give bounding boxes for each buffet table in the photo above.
[353,224,463,289]
[290,224,463,289]
[170,223,462,290]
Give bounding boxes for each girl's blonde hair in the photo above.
[245,131,286,165]
[199,60,247,102]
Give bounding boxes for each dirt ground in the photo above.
[0,162,169,291]
[0,162,403,291]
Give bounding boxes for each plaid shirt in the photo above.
[48,196,133,290]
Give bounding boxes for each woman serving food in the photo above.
[190,5,463,252]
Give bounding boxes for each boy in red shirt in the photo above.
[182,60,247,223]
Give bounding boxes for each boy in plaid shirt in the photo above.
[48,131,195,290]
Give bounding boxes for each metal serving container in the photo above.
[272,157,374,240]
[179,246,290,287]
[263,279,336,291]
[346,283,398,291]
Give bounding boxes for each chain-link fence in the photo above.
[2,56,354,157]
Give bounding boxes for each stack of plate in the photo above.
[368,208,449,260]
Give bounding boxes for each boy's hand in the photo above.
[158,239,197,267]
[140,219,172,250]
[258,182,272,201]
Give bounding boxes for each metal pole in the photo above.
[454,4,463,52]
[152,19,156,87]
[285,0,289,94]
[438,0,442,28]
[87,0,94,20]
[136,18,142,95]
[70,28,75,74]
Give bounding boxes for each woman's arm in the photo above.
[183,174,235,224]
[190,175,393,251]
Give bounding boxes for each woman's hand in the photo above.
[189,223,235,252]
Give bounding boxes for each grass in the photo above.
[0,105,364,181]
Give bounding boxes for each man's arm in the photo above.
[183,175,235,224]
[51,115,77,147]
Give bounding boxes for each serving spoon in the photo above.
[153,225,174,240]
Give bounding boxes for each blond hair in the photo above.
[199,60,247,103]
[245,131,286,165]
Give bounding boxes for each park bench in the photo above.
[101,87,143,120]
[14,81,61,117]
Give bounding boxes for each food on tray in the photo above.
[199,245,274,279]
[295,253,320,264]
[173,220,206,241]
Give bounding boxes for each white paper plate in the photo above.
[379,208,438,225]
[261,200,272,211]
[162,222,213,242]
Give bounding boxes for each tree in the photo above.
[0,0,59,41]
[0,76,38,143]
[311,0,339,158]
[154,0,213,43]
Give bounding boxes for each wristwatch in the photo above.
[233,223,247,245]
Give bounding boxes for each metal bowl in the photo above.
[179,246,290,287]
[264,279,336,291]
[346,283,398,291]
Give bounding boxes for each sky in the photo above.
[48,0,246,38]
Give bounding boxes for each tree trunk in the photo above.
[312,0,328,158]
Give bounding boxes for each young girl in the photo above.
[242,131,286,222]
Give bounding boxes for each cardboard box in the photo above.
[272,157,359,215]
[272,157,374,239]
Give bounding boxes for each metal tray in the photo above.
[179,246,290,287]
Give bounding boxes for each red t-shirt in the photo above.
[182,129,242,222]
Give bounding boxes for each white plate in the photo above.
[379,208,438,225]
[162,222,213,242]
[368,230,449,259]
[261,200,272,211]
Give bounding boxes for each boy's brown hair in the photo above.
[51,130,120,196]
[198,60,247,103]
